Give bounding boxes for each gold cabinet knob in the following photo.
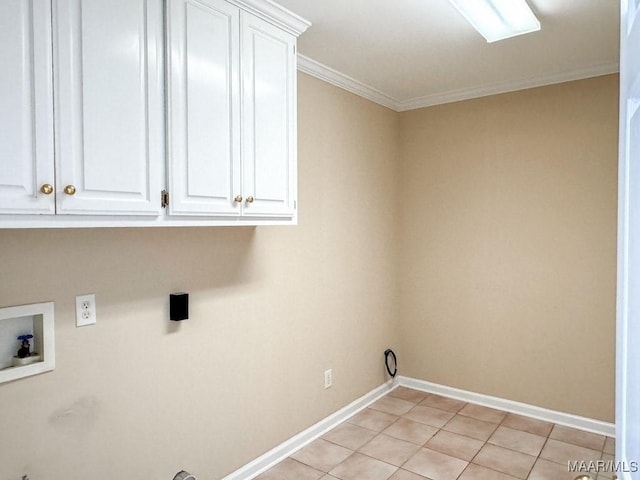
[40,184,54,195]
[234,195,243,203]
[246,196,254,203]
[64,185,76,196]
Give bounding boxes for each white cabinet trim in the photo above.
[166,0,242,217]
[230,0,310,36]
[52,0,165,216]
[240,11,297,217]
[0,0,56,215]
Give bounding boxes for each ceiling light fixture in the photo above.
[448,0,541,43]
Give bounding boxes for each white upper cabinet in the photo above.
[53,0,164,215]
[166,2,300,219]
[241,12,297,217]
[166,0,241,216]
[0,0,55,215]
[0,0,309,227]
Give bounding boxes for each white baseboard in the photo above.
[398,376,615,438]
[221,379,397,480]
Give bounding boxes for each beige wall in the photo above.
[398,74,619,422]
[0,73,400,479]
[0,73,619,479]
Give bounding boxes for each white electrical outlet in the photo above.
[324,369,332,389]
[76,294,96,327]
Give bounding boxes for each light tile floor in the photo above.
[256,387,616,480]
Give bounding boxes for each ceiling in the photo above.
[276,0,620,111]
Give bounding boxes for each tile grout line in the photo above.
[377,398,546,475]
[371,393,458,479]
[363,394,435,478]
[459,416,522,480]
[396,396,495,480]
[269,389,614,480]
[402,398,558,479]
[529,434,553,479]
[392,396,610,476]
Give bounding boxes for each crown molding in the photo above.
[232,0,310,36]
[396,62,620,111]
[296,55,619,112]
[297,55,400,111]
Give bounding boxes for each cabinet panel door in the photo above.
[0,0,55,214]
[167,0,241,216]
[241,12,296,217]
[53,0,164,215]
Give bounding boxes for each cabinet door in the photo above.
[166,0,241,216]
[241,12,297,217]
[53,0,164,215]
[0,0,55,215]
